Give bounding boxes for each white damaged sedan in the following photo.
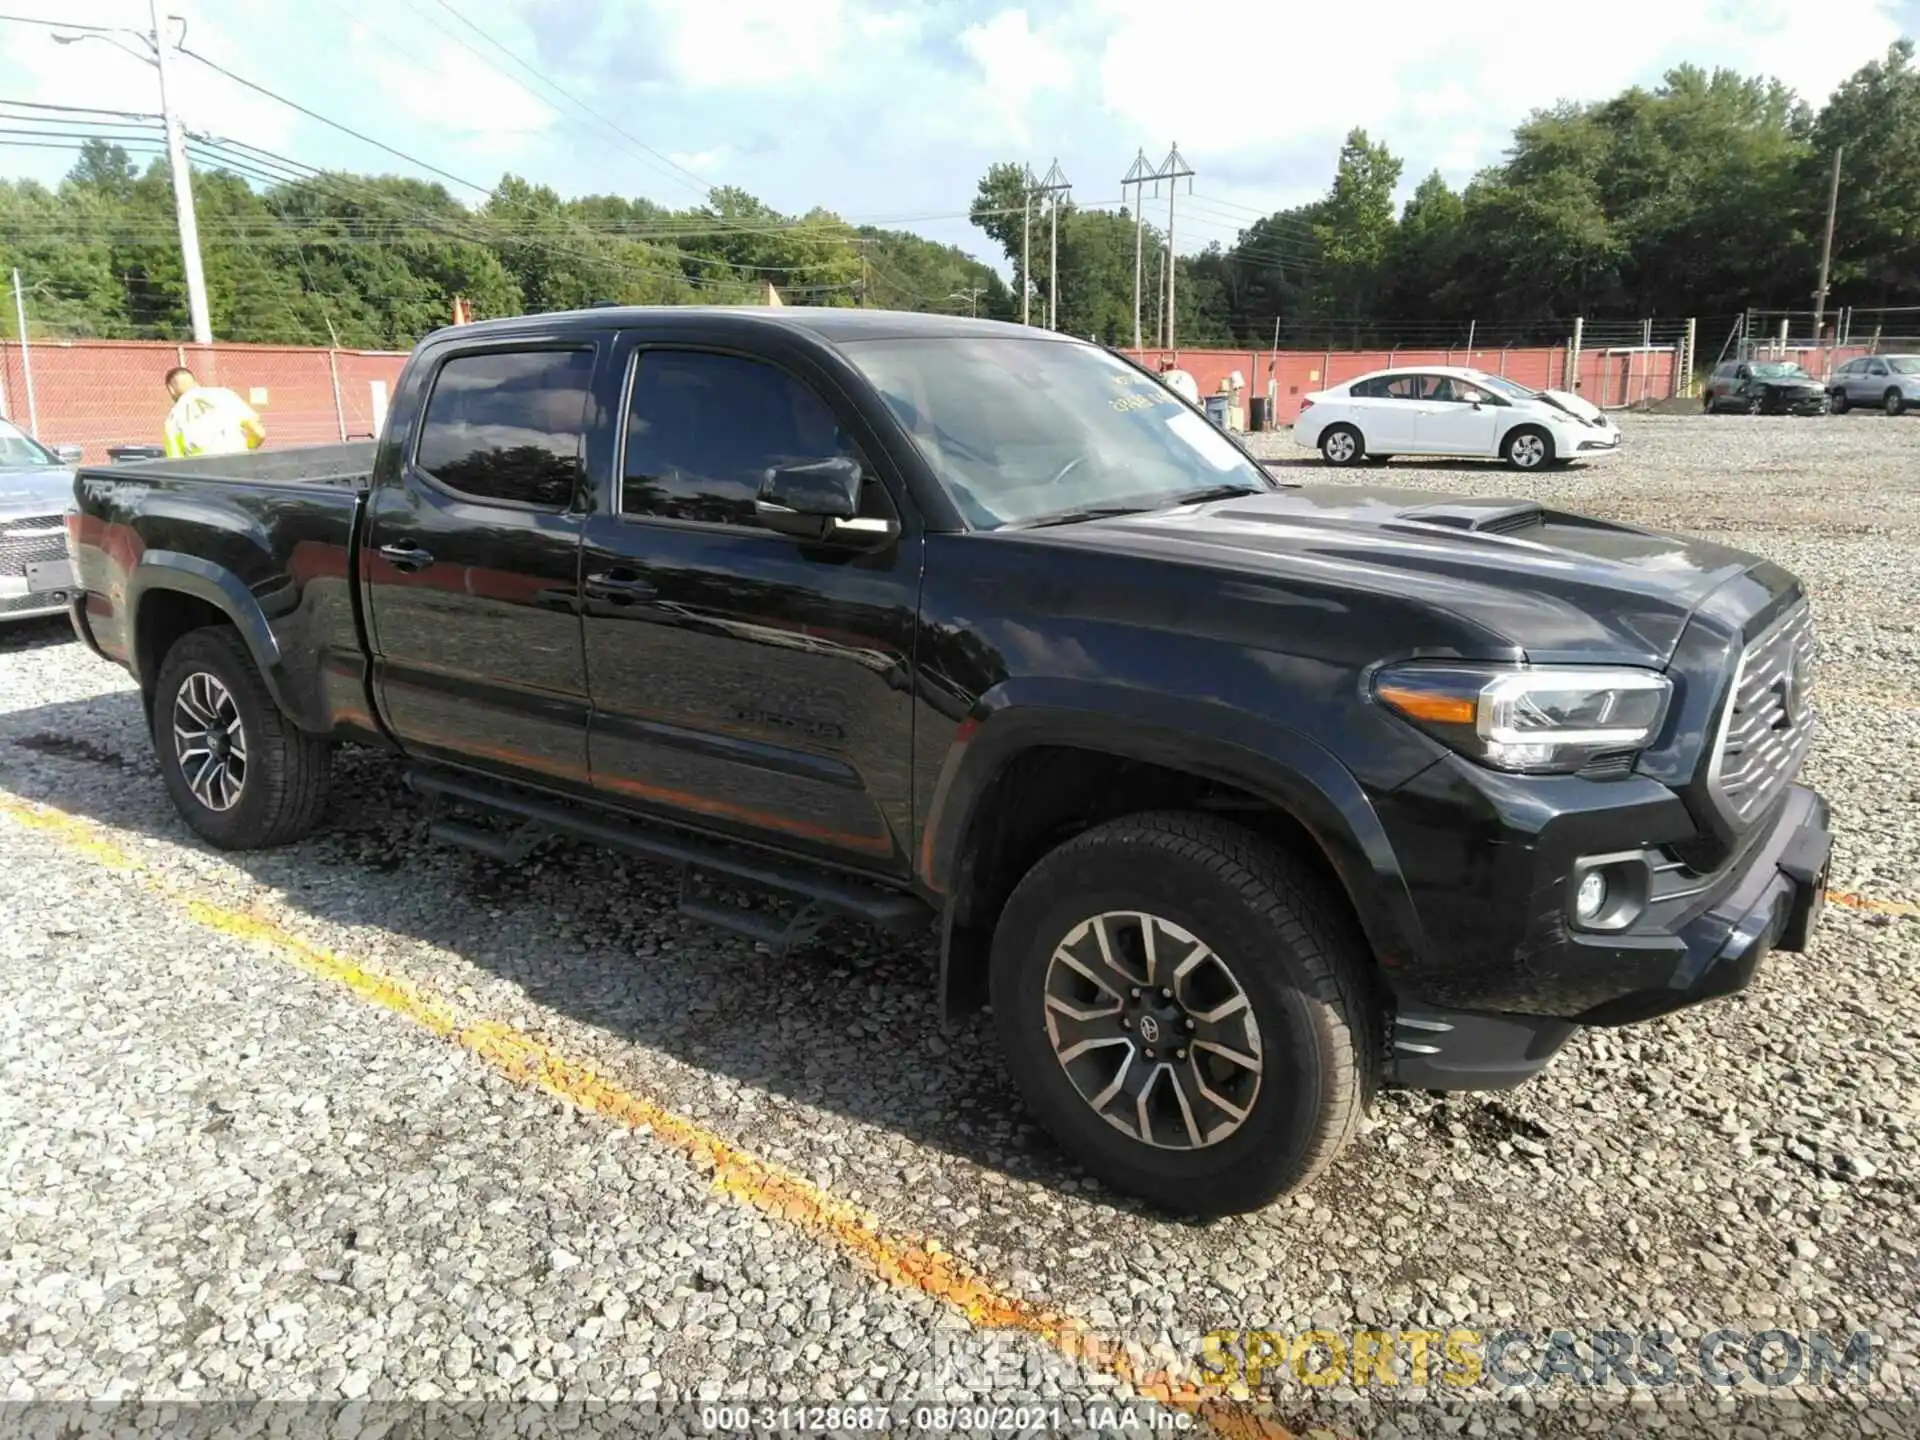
[1292,366,1620,470]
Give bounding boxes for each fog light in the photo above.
[1576,870,1609,923]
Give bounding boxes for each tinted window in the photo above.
[416,349,593,508]
[624,351,862,527]
[1352,374,1426,399]
[1868,359,1888,375]
[1716,363,1739,379]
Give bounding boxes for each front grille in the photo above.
[0,515,68,573]
[1709,602,1816,825]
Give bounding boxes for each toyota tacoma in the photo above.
[62,307,1832,1214]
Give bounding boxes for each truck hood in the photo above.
[1030,483,1775,667]
[0,464,75,516]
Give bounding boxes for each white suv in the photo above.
[1292,366,1620,470]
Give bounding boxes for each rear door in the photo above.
[363,336,611,786]
[577,336,923,874]
[1357,373,1425,448]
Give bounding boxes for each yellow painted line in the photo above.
[1827,888,1920,920]
[0,792,1291,1439]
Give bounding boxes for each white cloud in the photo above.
[352,27,557,167]
[958,9,1071,145]
[1097,0,1906,200]
[649,0,848,89]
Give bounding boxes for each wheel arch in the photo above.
[128,554,310,730]
[923,699,1425,1019]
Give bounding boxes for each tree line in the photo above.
[971,42,1920,349]
[2,41,1914,353]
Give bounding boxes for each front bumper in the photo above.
[1766,390,1829,415]
[1383,781,1831,1091]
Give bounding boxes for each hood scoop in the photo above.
[1391,499,1545,538]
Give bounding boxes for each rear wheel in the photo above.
[154,627,331,849]
[989,812,1373,1215]
[1319,425,1364,466]
[1502,426,1553,470]
[1701,392,1716,413]
[1830,389,1849,414]
[1745,393,1765,415]
[1887,389,1906,417]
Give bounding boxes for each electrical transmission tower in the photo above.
[1121,149,1154,351]
[1154,144,1194,354]
[1031,159,1071,331]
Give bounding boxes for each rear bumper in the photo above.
[1385,782,1831,1091]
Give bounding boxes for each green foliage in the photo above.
[0,146,1002,345]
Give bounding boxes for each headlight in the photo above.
[1372,664,1671,773]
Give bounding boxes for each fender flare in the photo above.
[922,684,1430,1010]
[125,552,310,727]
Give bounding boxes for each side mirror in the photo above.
[754,457,897,548]
[55,443,83,465]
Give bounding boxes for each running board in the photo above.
[404,767,931,937]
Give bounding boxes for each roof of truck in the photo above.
[446,305,1073,345]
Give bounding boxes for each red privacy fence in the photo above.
[1126,345,1681,424]
[0,339,408,461]
[0,336,1686,460]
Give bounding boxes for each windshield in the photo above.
[1750,363,1812,380]
[1475,373,1540,401]
[1889,357,1920,375]
[0,418,57,469]
[841,337,1271,529]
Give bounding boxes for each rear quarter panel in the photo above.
[71,459,374,737]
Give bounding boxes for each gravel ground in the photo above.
[2,412,1917,1438]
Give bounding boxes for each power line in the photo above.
[173,44,492,195]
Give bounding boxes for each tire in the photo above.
[1502,426,1553,470]
[1830,390,1848,415]
[1702,392,1715,413]
[1887,389,1906,417]
[988,811,1374,1215]
[1319,424,1364,466]
[1745,394,1765,415]
[154,626,332,849]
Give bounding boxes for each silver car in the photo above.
[0,419,81,622]
[1828,354,1920,416]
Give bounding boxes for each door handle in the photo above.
[379,541,434,572]
[584,569,657,604]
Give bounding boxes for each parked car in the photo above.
[1703,360,1829,415]
[1292,366,1620,470]
[1827,354,1920,415]
[64,308,1831,1215]
[0,418,82,622]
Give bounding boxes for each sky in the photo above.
[2,0,1916,272]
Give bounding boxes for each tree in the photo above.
[1811,40,1920,305]
[1310,129,1402,321]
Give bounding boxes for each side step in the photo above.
[405,767,931,940]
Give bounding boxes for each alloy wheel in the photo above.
[1510,433,1547,468]
[1323,431,1357,463]
[172,671,248,811]
[1041,910,1263,1151]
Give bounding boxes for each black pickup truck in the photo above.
[65,307,1832,1213]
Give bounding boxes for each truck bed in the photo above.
[106,441,378,491]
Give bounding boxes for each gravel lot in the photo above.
[2,413,1916,1437]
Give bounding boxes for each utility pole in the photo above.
[1813,145,1843,345]
[1121,149,1153,351]
[12,269,39,436]
[948,288,986,317]
[1020,165,1035,327]
[1031,161,1070,332]
[1153,144,1194,355]
[149,0,212,344]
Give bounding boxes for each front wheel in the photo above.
[154,626,332,849]
[1887,389,1906,417]
[1319,425,1364,466]
[1830,390,1849,414]
[989,812,1373,1215]
[1502,426,1553,470]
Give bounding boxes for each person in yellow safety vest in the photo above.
[162,366,266,458]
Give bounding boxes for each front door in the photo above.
[364,341,606,787]
[1858,358,1890,404]
[578,341,923,874]
[1362,374,1426,448]
[1415,377,1502,454]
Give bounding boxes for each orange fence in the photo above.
[1,336,1688,459]
[1126,345,1682,425]
[0,339,407,461]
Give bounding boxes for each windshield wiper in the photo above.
[1169,483,1264,505]
[1008,504,1158,530]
